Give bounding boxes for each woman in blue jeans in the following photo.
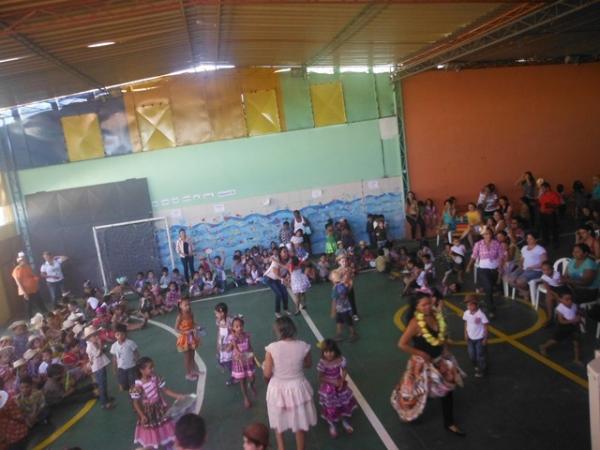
[263,253,291,318]
[176,229,195,283]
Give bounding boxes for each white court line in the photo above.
[300,310,400,450]
[190,287,270,304]
[146,318,207,414]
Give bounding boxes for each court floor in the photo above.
[31,269,593,450]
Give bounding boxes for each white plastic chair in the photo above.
[530,257,571,310]
[436,230,453,247]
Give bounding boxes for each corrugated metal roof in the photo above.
[0,1,516,108]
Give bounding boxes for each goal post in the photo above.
[93,217,175,290]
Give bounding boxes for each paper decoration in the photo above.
[182,195,192,203]
[160,199,170,206]
[311,189,323,199]
[213,204,225,213]
[263,198,271,206]
[367,180,379,190]
[203,192,215,199]
[193,194,202,200]
[171,197,180,204]
[217,189,236,198]
[379,117,398,140]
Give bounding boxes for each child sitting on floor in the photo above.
[539,292,582,365]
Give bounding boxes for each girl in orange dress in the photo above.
[175,297,201,381]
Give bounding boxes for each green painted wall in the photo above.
[19,119,397,205]
[279,74,314,131]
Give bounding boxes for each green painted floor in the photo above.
[35,271,592,450]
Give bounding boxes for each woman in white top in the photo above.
[505,232,547,300]
[263,253,291,318]
[175,229,195,283]
[40,251,68,306]
[263,317,317,450]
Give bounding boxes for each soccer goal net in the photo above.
[93,217,175,290]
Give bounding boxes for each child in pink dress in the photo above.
[226,317,256,409]
[130,357,185,449]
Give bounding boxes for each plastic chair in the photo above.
[530,257,571,310]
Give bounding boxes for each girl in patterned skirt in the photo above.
[317,339,357,438]
[226,317,256,409]
[130,357,185,449]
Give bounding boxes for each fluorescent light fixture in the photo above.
[274,68,291,73]
[436,64,447,70]
[372,64,393,74]
[307,66,334,74]
[516,58,527,63]
[340,65,369,73]
[193,64,235,72]
[87,41,115,48]
[0,56,22,64]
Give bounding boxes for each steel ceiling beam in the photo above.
[215,0,223,63]
[305,2,388,66]
[393,0,600,80]
[178,0,198,66]
[0,20,107,92]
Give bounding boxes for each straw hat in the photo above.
[83,325,101,340]
[0,391,8,410]
[13,358,27,369]
[62,319,76,331]
[0,335,12,343]
[8,320,28,331]
[29,313,45,331]
[28,334,41,343]
[23,348,39,361]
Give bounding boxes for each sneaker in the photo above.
[352,315,359,322]
[284,310,292,317]
[341,420,354,434]
[275,313,282,319]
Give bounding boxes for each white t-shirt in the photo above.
[541,271,562,287]
[521,245,546,270]
[87,296,100,311]
[556,303,578,321]
[463,309,489,340]
[110,339,138,370]
[41,258,64,283]
[86,341,110,373]
[38,358,61,376]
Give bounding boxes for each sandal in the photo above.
[328,423,338,438]
[341,420,354,434]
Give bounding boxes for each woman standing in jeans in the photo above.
[176,229,194,283]
[466,229,503,318]
[263,252,291,318]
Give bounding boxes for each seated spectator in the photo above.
[43,364,94,407]
[460,202,483,247]
[16,375,48,428]
[505,233,547,301]
[231,255,246,287]
[242,422,270,450]
[175,413,206,450]
[0,389,29,449]
[576,225,600,260]
[375,249,387,274]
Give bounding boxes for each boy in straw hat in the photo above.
[8,320,29,360]
[463,295,489,378]
[84,325,115,410]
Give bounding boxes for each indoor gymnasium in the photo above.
[0,1,599,450]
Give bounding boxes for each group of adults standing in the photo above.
[11,251,69,318]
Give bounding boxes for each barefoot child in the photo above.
[331,283,358,342]
[226,317,256,408]
[130,356,185,449]
[317,339,357,438]
[176,298,201,381]
[462,295,489,377]
[539,292,582,365]
[110,324,139,391]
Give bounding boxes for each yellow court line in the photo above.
[32,399,97,450]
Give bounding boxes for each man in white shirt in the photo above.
[40,251,69,306]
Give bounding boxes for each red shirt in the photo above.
[539,191,561,214]
[0,397,28,448]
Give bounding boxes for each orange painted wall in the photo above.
[401,63,600,207]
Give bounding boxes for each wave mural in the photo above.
[156,192,404,268]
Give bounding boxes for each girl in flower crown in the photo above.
[391,294,465,436]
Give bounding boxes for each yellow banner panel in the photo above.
[135,103,176,151]
[244,89,282,136]
[310,81,347,127]
[61,113,105,162]
[122,91,142,152]
[203,71,247,141]
[238,68,286,130]
[169,74,212,146]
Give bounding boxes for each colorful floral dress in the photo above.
[130,375,176,449]
[227,332,255,380]
[291,268,311,294]
[317,356,357,423]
